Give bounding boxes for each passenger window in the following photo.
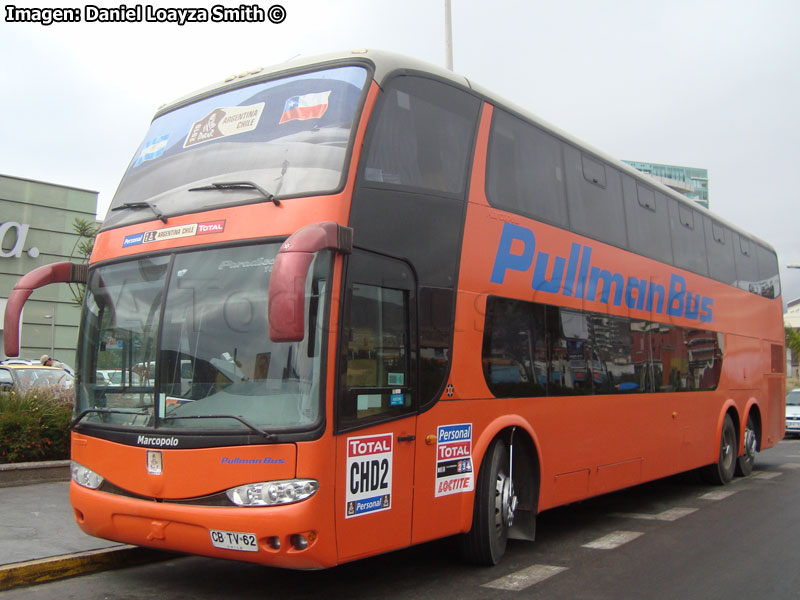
[704,218,736,286]
[363,76,478,195]
[564,145,627,249]
[670,200,708,276]
[734,233,759,294]
[482,296,547,398]
[756,245,780,299]
[338,252,416,431]
[623,179,673,264]
[551,309,594,396]
[486,108,568,227]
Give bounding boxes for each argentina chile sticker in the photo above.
[345,433,393,518]
[435,423,474,497]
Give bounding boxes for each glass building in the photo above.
[623,161,709,209]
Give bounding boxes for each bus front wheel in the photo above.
[460,438,517,565]
[701,414,737,485]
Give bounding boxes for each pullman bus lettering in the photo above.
[490,222,714,323]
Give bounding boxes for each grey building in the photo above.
[0,174,98,364]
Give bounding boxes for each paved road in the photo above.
[4,438,800,599]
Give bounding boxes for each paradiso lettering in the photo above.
[491,222,714,323]
[345,433,392,518]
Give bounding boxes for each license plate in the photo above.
[209,529,259,552]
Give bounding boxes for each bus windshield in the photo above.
[76,242,331,436]
[104,65,368,229]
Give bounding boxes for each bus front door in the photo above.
[334,250,418,561]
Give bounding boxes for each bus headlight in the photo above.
[71,461,104,489]
[226,479,319,506]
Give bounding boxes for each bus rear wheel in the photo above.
[460,438,517,565]
[736,414,758,477]
[701,414,737,485]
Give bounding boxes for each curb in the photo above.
[0,546,177,591]
[0,460,70,488]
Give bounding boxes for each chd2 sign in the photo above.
[0,222,39,259]
[345,433,392,518]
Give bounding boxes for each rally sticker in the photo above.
[345,433,392,518]
[123,220,225,248]
[184,102,265,148]
[435,423,474,497]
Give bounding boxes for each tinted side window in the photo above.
[481,296,723,398]
[564,146,627,248]
[669,200,708,276]
[704,218,736,285]
[486,109,568,227]
[364,76,478,195]
[623,177,673,264]
[756,244,781,299]
[734,233,759,294]
[482,296,547,398]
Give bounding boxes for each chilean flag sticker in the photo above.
[279,90,331,124]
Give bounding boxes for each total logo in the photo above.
[0,222,39,259]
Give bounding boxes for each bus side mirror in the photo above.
[4,262,88,357]
[268,222,352,343]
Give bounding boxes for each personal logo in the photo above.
[147,450,163,475]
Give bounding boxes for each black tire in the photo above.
[459,438,516,565]
[701,414,737,485]
[736,414,758,477]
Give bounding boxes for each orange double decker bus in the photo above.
[4,50,785,568]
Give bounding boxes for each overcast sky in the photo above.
[2,0,799,301]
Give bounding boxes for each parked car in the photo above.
[786,389,800,437]
[0,363,74,395]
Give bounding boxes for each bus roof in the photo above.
[153,48,774,255]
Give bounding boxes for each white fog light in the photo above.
[71,461,104,489]
[226,479,319,506]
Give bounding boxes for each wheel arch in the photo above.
[471,415,541,541]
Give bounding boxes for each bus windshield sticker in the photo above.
[435,423,474,497]
[279,91,331,124]
[184,102,265,148]
[345,433,393,518]
[123,220,226,248]
[133,134,170,167]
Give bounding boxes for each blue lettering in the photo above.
[574,246,593,299]
[490,223,536,284]
[700,297,714,323]
[562,243,582,297]
[668,274,686,317]
[490,224,715,323]
[625,277,647,310]
[587,267,624,306]
[647,281,665,314]
[532,252,565,293]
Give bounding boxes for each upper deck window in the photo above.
[104,65,368,230]
[363,75,477,196]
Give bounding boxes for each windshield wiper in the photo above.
[110,201,168,223]
[188,181,280,206]
[160,414,277,440]
[71,408,151,428]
